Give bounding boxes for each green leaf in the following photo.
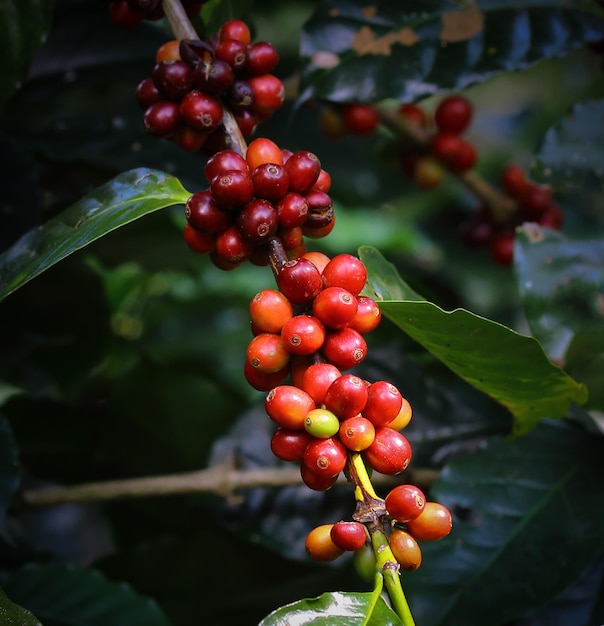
[514,223,604,362]
[0,0,55,108]
[0,564,172,626]
[405,421,604,626]
[258,591,403,626]
[0,169,190,302]
[0,416,20,523]
[299,0,604,103]
[359,246,588,436]
[0,586,42,626]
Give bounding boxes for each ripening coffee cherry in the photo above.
[155,40,181,63]
[277,258,323,305]
[246,137,283,170]
[312,286,358,329]
[324,374,368,419]
[322,327,367,371]
[434,94,473,134]
[302,251,331,274]
[341,103,379,135]
[385,484,426,523]
[322,254,367,296]
[389,529,422,571]
[265,385,316,430]
[304,408,340,438]
[246,333,290,374]
[353,543,377,582]
[302,437,348,477]
[249,289,293,334]
[270,428,313,462]
[386,396,413,430]
[412,156,445,189]
[305,524,345,562]
[349,296,381,334]
[405,502,453,541]
[364,427,412,475]
[362,381,403,427]
[330,521,367,552]
[281,315,326,356]
[301,362,342,405]
[339,415,375,451]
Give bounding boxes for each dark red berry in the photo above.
[330,521,367,552]
[385,484,426,523]
[236,198,279,243]
[434,94,473,134]
[210,170,255,211]
[322,254,367,296]
[215,38,248,73]
[321,327,367,370]
[180,90,223,132]
[152,60,192,99]
[185,190,232,233]
[245,41,279,76]
[341,103,379,135]
[143,100,181,137]
[193,58,234,95]
[284,151,322,194]
[204,149,249,183]
[277,258,323,305]
[251,163,290,201]
[136,77,161,109]
[248,74,285,115]
[275,193,309,228]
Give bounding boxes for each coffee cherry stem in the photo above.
[374,102,517,223]
[161,0,197,40]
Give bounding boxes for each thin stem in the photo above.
[162,0,198,40]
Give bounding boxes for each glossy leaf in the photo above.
[299,0,604,103]
[0,564,172,626]
[514,223,604,363]
[405,421,604,626]
[0,0,55,108]
[0,416,20,523]
[360,246,588,436]
[0,169,190,301]
[258,591,403,626]
[0,586,42,626]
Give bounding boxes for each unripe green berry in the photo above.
[304,408,340,438]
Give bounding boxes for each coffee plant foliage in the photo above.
[0,1,603,625]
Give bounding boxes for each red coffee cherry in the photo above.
[405,502,453,541]
[321,327,367,371]
[312,169,332,193]
[245,41,280,76]
[270,428,313,462]
[389,529,422,571]
[136,77,161,109]
[143,100,181,137]
[251,163,290,201]
[305,524,344,562]
[204,149,249,183]
[324,374,369,419]
[364,427,412,475]
[249,289,293,334]
[215,224,252,262]
[248,74,285,115]
[152,60,192,99]
[539,204,564,230]
[284,151,322,194]
[301,362,342,405]
[236,198,279,243]
[349,296,381,334]
[210,170,255,211]
[341,103,379,135]
[398,103,427,127]
[281,315,326,356]
[185,190,231,233]
[219,19,251,45]
[330,521,367,552]
[322,254,367,296]
[265,385,315,430]
[246,333,290,374]
[300,463,340,491]
[302,437,348,477]
[193,58,234,95]
[215,38,248,73]
[277,258,323,305]
[520,183,553,216]
[183,224,215,254]
[278,226,304,250]
[233,109,259,137]
[179,90,223,132]
[489,231,515,266]
[501,164,528,198]
[434,94,473,134]
[304,408,340,439]
[174,126,207,152]
[339,415,375,451]
[312,286,358,329]
[386,396,413,431]
[362,381,403,427]
[275,193,309,228]
[246,137,283,170]
[243,360,289,391]
[109,0,146,28]
[385,484,426,523]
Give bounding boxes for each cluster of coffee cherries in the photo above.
[103,0,206,29]
[136,20,284,152]
[461,164,564,266]
[183,138,333,269]
[305,483,452,571]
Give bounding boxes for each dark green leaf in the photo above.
[360,246,588,436]
[0,586,42,626]
[0,0,55,108]
[0,169,190,301]
[0,564,172,626]
[258,591,403,626]
[405,421,604,626]
[299,1,604,103]
[0,416,20,523]
[514,223,604,362]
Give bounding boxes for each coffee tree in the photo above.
[1,1,603,625]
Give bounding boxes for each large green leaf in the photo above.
[299,0,604,103]
[0,416,20,523]
[258,591,403,626]
[514,224,604,362]
[0,169,190,302]
[0,564,172,626]
[405,421,604,626]
[359,246,588,436]
[0,586,42,626]
[0,0,55,108]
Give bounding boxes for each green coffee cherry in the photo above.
[304,408,340,438]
